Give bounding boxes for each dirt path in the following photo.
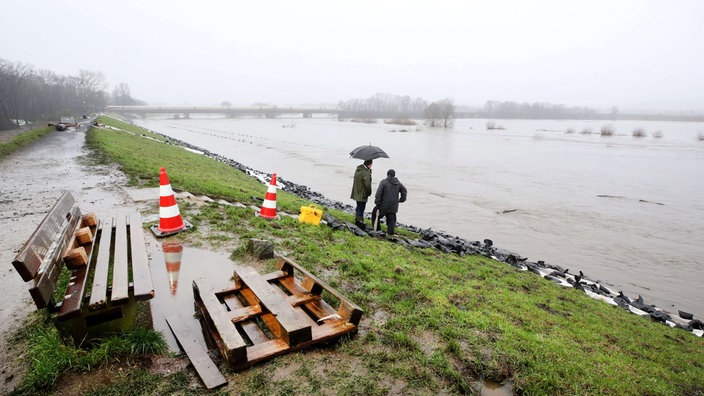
[0,125,143,393]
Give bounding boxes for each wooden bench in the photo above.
[193,255,363,370]
[12,191,154,343]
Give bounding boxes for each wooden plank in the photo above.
[166,314,227,390]
[236,266,312,346]
[58,216,100,320]
[128,212,154,300]
[278,256,364,325]
[28,206,82,309]
[286,293,321,307]
[89,219,112,309]
[111,215,129,302]
[193,279,247,364]
[228,305,262,322]
[57,266,89,320]
[245,338,289,365]
[223,294,270,345]
[13,191,75,281]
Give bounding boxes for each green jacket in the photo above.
[350,164,372,202]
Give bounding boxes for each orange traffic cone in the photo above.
[151,167,193,237]
[258,173,278,219]
[162,242,183,295]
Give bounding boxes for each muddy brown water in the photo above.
[136,117,704,320]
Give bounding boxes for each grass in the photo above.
[13,115,704,395]
[10,311,166,395]
[0,126,54,159]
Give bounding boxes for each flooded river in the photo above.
[135,117,704,319]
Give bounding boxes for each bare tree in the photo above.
[0,58,142,130]
[112,82,134,106]
[0,59,32,127]
[424,98,455,128]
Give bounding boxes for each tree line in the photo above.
[338,93,455,127]
[0,58,144,130]
[478,100,597,119]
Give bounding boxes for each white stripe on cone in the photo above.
[160,184,174,196]
[160,204,181,219]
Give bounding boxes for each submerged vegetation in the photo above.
[11,115,704,395]
[600,124,615,136]
[632,127,647,137]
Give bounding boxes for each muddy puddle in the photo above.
[474,379,513,396]
[146,238,237,352]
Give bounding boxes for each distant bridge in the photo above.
[105,105,340,119]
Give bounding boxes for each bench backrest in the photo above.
[13,191,82,308]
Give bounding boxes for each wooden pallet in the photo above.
[193,255,363,370]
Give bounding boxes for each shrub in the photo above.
[580,128,593,134]
[384,119,417,126]
[632,127,646,137]
[652,130,664,138]
[486,121,505,130]
[600,124,615,136]
[565,128,575,134]
[697,131,704,141]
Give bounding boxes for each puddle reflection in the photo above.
[148,239,237,352]
[162,242,183,295]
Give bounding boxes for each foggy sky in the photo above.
[2,0,703,112]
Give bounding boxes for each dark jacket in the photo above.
[374,176,407,213]
[350,164,372,202]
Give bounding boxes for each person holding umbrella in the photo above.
[349,144,389,229]
[350,159,373,228]
[372,169,407,236]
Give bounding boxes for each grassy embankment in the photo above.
[0,126,53,159]
[13,115,704,395]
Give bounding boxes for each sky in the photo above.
[2,0,703,112]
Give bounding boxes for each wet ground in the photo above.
[0,124,144,393]
[146,239,239,352]
[0,125,273,393]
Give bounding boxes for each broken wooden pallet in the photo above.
[193,255,363,370]
[166,314,227,390]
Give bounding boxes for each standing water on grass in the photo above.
[136,117,704,320]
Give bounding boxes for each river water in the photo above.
[134,116,704,320]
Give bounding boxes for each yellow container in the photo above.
[298,205,323,226]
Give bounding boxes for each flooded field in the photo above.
[135,117,704,320]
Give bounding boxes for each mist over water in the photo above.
[136,117,704,319]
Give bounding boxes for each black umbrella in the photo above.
[349,144,389,161]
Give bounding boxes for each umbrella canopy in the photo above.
[349,145,389,161]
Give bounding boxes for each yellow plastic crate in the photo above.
[298,205,323,226]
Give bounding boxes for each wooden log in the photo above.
[64,247,88,268]
[75,226,93,245]
[81,213,98,227]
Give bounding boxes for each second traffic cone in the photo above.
[259,173,278,219]
[162,242,183,295]
[151,167,193,237]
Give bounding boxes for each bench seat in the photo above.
[12,191,155,343]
